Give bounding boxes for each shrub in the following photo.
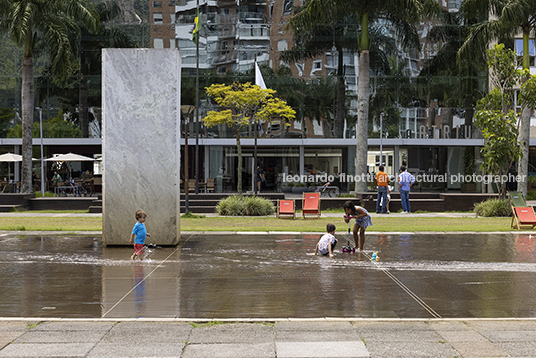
[527,190,536,201]
[216,195,275,216]
[473,198,511,217]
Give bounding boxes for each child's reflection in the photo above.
[133,264,146,317]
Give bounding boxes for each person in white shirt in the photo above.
[315,223,337,258]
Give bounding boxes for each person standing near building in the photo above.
[256,166,265,193]
[398,165,415,213]
[376,165,389,214]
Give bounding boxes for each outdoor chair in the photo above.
[186,179,206,193]
[508,191,533,229]
[302,192,321,219]
[277,199,295,219]
[2,183,13,193]
[508,191,527,208]
[206,178,215,193]
[511,206,536,229]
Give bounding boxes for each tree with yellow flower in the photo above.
[204,82,296,194]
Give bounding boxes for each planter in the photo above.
[282,186,292,193]
[291,186,308,194]
[461,182,477,193]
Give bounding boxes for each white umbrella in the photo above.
[44,152,95,162]
[0,153,37,182]
[0,152,23,162]
[45,152,95,179]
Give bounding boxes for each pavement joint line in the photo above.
[361,250,442,318]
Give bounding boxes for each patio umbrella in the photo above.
[45,152,95,179]
[0,153,37,182]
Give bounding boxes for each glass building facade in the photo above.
[1,0,535,193]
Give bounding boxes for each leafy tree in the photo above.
[460,0,536,195]
[203,82,296,194]
[34,1,136,138]
[8,109,81,138]
[474,44,536,198]
[287,0,438,192]
[0,108,15,138]
[0,0,99,193]
[281,18,394,138]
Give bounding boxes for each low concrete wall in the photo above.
[29,197,96,211]
[356,192,499,212]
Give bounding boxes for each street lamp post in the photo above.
[379,111,384,167]
[181,105,196,215]
[37,107,45,197]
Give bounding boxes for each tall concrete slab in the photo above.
[102,49,181,246]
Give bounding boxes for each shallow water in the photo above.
[0,233,535,319]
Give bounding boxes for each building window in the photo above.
[277,39,288,51]
[310,59,322,76]
[515,39,535,56]
[295,63,304,76]
[282,0,294,15]
[153,1,162,7]
[154,38,164,48]
[153,12,163,24]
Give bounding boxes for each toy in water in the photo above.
[371,252,379,261]
[341,241,355,253]
[341,226,356,253]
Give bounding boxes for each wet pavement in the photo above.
[0,232,535,319]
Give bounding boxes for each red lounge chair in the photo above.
[302,192,320,219]
[511,207,536,229]
[277,199,295,219]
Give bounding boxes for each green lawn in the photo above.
[0,215,517,232]
[0,217,102,231]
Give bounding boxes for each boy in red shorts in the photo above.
[129,209,151,261]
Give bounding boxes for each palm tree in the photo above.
[281,15,358,138]
[0,0,99,193]
[288,0,438,192]
[459,0,536,196]
[36,1,136,138]
[281,17,395,138]
[420,7,487,126]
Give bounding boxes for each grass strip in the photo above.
[180,216,514,232]
[0,217,101,231]
[0,216,516,232]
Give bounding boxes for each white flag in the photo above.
[255,61,267,89]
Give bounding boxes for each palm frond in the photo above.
[458,19,505,63]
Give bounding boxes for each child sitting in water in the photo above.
[315,223,337,258]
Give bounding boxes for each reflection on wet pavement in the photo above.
[0,233,535,319]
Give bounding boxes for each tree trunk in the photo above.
[355,50,370,192]
[79,75,89,138]
[518,31,531,197]
[517,105,531,196]
[236,131,242,194]
[463,93,474,127]
[21,56,34,194]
